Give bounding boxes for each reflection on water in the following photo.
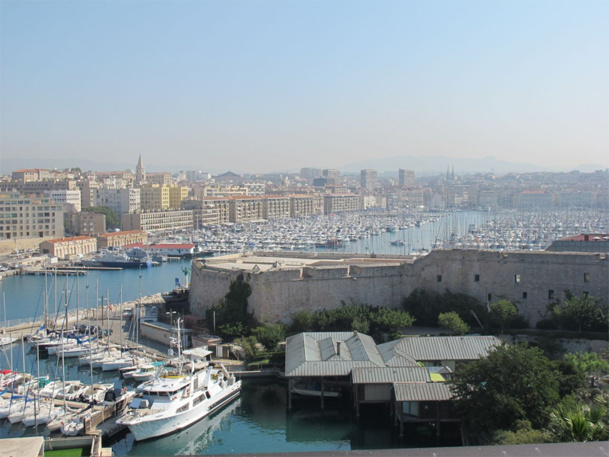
[112,380,457,456]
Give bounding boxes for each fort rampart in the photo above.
[189,249,609,326]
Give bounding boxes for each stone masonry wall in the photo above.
[189,250,609,326]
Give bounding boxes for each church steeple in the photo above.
[136,154,146,185]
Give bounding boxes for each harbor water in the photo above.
[1,209,605,453]
[0,344,441,454]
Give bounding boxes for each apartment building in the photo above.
[121,210,194,233]
[146,172,174,186]
[360,169,378,191]
[398,169,415,188]
[228,197,265,223]
[95,187,141,217]
[192,185,248,199]
[181,198,230,228]
[323,194,359,215]
[44,189,82,212]
[140,185,188,211]
[73,212,106,236]
[263,196,290,220]
[0,193,64,240]
[289,195,318,217]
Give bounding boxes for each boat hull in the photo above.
[122,381,241,441]
[98,261,152,269]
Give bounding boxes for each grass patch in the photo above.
[45,448,86,457]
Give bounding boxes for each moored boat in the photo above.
[117,361,241,441]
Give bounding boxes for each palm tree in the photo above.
[546,397,608,442]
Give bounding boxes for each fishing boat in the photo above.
[161,287,189,303]
[162,267,190,304]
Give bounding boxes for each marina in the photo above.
[0,208,607,455]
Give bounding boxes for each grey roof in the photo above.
[378,336,502,362]
[285,332,385,377]
[286,333,501,378]
[393,382,454,402]
[352,367,431,384]
[377,339,419,367]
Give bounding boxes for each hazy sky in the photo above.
[1,0,607,173]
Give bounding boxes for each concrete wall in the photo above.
[189,250,609,326]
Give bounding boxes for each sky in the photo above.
[0,0,608,174]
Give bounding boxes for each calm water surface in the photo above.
[0,346,423,455]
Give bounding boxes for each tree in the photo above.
[489,300,518,333]
[234,336,261,364]
[402,288,487,328]
[252,323,286,351]
[451,343,561,441]
[552,294,606,334]
[438,311,470,335]
[290,310,315,333]
[208,274,255,339]
[563,351,609,377]
[82,206,119,228]
[546,395,609,442]
[492,420,549,445]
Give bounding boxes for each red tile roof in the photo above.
[558,234,609,242]
[150,243,195,249]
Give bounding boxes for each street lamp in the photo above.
[166,311,177,329]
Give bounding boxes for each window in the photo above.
[548,290,554,300]
[582,291,589,298]
[522,292,527,299]
[514,274,520,284]
[436,275,442,282]
[487,293,492,302]
[584,273,590,283]
[474,274,480,282]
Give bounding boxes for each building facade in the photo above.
[39,236,97,259]
[189,249,609,327]
[44,189,82,212]
[0,193,64,240]
[96,230,148,250]
[121,210,194,233]
[95,188,141,218]
[228,197,265,223]
[360,169,378,191]
[323,194,360,215]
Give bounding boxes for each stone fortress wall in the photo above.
[189,249,609,326]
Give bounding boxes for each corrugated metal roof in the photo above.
[378,339,419,367]
[285,332,385,377]
[288,360,381,377]
[286,333,500,378]
[352,367,431,384]
[382,336,502,362]
[393,382,454,402]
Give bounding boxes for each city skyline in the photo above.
[1,1,607,174]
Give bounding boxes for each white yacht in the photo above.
[117,348,241,441]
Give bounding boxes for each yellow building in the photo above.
[97,230,148,249]
[39,236,97,259]
[169,186,189,209]
[140,185,188,211]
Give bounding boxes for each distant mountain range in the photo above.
[0,155,605,176]
[339,155,607,175]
